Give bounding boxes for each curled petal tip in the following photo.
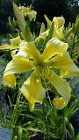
[53,97,66,109]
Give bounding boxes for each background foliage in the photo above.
[0,0,79,34]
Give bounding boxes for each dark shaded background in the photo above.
[0,0,79,34]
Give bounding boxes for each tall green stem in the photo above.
[42,102,48,140]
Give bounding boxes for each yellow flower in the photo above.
[43,15,65,40]
[27,10,37,21]
[3,38,79,111]
[19,5,37,21]
[19,6,29,16]
[0,36,20,50]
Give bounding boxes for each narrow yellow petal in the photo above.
[3,74,16,88]
[11,49,18,58]
[48,52,79,71]
[53,16,65,40]
[10,36,21,46]
[44,15,52,27]
[20,70,45,111]
[18,41,41,61]
[40,22,45,34]
[36,30,49,41]
[16,41,31,58]
[3,57,34,87]
[0,45,19,50]
[61,70,79,78]
[58,53,79,78]
[42,38,68,61]
[53,28,64,40]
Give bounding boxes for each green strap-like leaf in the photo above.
[17,126,22,140]
[24,24,33,42]
[42,22,54,50]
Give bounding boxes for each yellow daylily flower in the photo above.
[43,15,65,40]
[19,5,37,21]
[3,37,79,111]
[19,6,29,16]
[0,36,20,50]
[27,10,37,21]
[44,15,65,29]
[53,16,65,39]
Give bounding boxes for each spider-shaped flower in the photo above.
[3,37,79,111]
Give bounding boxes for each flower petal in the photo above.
[42,38,68,61]
[28,10,37,21]
[20,70,45,111]
[44,15,52,27]
[19,6,29,16]
[3,56,34,87]
[3,74,16,88]
[10,36,21,46]
[48,52,79,71]
[61,70,79,78]
[17,41,41,61]
[46,69,71,109]
[0,36,21,50]
[53,27,64,40]
[0,45,19,50]
[16,41,31,58]
[53,16,65,29]
[53,16,65,39]
[40,22,45,34]
[36,30,49,42]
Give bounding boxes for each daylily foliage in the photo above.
[1,3,79,111]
